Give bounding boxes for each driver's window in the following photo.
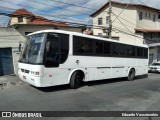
[45,40,59,62]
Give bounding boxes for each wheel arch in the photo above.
[68,68,85,83]
[127,67,136,76]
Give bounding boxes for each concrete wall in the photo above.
[136,7,159,29]
[10,17,31,25]
[16,25,82,37]
[0,27,26,75]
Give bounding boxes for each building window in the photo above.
[145,13,147,18]
[139,12,143,20]
[106,16,110,24]
[153,14,156,22]
[18,17,23,22]
[149,13,151,19]
[98,18,102,25]
[158,15,160,19]
[98,33,102,36]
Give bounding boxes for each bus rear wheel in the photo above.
[127,68,135,81]
[70,71,83,89]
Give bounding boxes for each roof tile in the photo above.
[11,8,69,27]
[90,1,160,17]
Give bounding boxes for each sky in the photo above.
[0,0,160,27]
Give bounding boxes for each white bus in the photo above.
[18,30,148,88]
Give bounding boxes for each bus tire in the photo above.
[70,71,83,89]
[127,68,135,81]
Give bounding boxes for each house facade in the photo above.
[91,1,160,64]
[9,8,83,37]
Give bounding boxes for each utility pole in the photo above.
[108,0,112,39]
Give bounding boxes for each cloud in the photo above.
[0,16,10,27]
[0,0,159,27]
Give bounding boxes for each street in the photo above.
[0,73,160,120]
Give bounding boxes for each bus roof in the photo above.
[28,29,148,48]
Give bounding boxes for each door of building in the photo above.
[0,48,14,76]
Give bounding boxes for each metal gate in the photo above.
[157,47,160,62]
[0,48,14,76]
[149,54,153,65]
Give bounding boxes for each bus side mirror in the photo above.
[44,58,59,67]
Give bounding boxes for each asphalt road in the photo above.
[0,73,160,120]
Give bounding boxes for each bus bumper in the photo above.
[18,73,43,87]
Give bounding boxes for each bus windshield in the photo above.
[19,33,46,64]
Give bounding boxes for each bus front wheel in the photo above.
[70,71,84,89]
[127,68,135,81]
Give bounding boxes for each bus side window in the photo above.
[104,42,111,55]
[95,41,104,54]
[59,34,69,64]
[84,39,94,54]
[73,36,85,54]
[44,34,59,67]
[137,47,143,57]
[144,48,148,58]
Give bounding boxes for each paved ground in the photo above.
[0,73,160,120]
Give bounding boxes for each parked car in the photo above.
[149,62,160,73]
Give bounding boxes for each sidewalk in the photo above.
[0,75,26,88]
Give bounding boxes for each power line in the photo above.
[116,17,133,34]
[113,1,157,28]
[0,5,150,42]
[112,0,132,23]
[9,14,149,43]
[50,0,97,10]
[0,0,91,24]
[1,10,146,41]
[0,0,91,21]
[112,27,144,41]
[25,0,92,16]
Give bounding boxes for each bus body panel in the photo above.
[18,63,44,87]
[42,68,71,87]
[18,30,149,87]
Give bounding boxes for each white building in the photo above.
[90,1,160,64]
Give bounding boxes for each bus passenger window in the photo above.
[84,40,94,54]
[137,47,143,57]
[104,42,111,55]
[59,34,69,64]
[45,40,58,62]
[96,41,104,54]
[112,43,119,55]
[73,37,85,54]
